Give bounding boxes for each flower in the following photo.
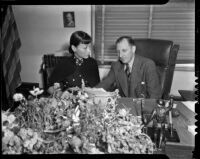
[29,87,44,96]
[2,86,154,154]
[2,111,19,132]
[61,90,71,99]
[2,112,16,124]
[72,106,80,122]
[118,109,127,117]
[7,114,16,124]
[13,93,24,102]
[81,79,85,88]
[2,129,15,144]
[54,82,61,89]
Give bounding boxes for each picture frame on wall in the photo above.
[63,11,75,27]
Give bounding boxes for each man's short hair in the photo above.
[115,36,135,46]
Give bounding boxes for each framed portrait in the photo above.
[63,11,75,27]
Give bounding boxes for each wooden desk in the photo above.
[178,90,196,101]
[117,98,196,159]
[165,100,195,159]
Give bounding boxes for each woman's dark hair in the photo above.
[69,31,92,54]
[115,36,135,46]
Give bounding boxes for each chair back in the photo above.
[134,38,179,99]
[41,54,71,93]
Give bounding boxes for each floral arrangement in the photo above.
[2,85,154,154]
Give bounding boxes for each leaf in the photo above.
[24,140,30,147]
[2,136,10,145]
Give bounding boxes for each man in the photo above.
[65,12,75,27]
[96,36,161,99]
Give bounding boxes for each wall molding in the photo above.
[98,65,111,69]
[174,64,195,72]
[98,64,195,72]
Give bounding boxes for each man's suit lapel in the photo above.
[117,55,141,97]
[117,64,128,97]
[129,55,140,93]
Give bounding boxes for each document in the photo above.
[181,101,196,113]
[188,125,197,136]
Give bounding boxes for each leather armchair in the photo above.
[134,38,179,99]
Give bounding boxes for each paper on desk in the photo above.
[181,101,196,113]
[188,125,197,136]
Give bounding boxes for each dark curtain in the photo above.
[1,5,9,110]
[1,54,9,110]
[1,5,22,110]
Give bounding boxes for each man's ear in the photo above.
[131,45,136,53]
[71,45,76,53]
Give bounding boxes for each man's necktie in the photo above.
[125,63,131,79]
[125,63,131,96]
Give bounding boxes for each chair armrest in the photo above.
[168,44,179,66]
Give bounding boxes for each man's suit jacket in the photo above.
[96,55,161,99]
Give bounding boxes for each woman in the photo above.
[48,31,100,94]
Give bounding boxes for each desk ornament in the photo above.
[165,97,180,143]
[144,97,180,150]
[138,82,148,134]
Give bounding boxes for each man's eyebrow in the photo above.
[80,45,88,49]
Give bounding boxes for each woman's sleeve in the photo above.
[95,63,116,91]
[89,60,100,87]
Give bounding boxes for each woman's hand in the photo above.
[48,83,62,96]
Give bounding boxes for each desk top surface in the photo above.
[117,98,196,148]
